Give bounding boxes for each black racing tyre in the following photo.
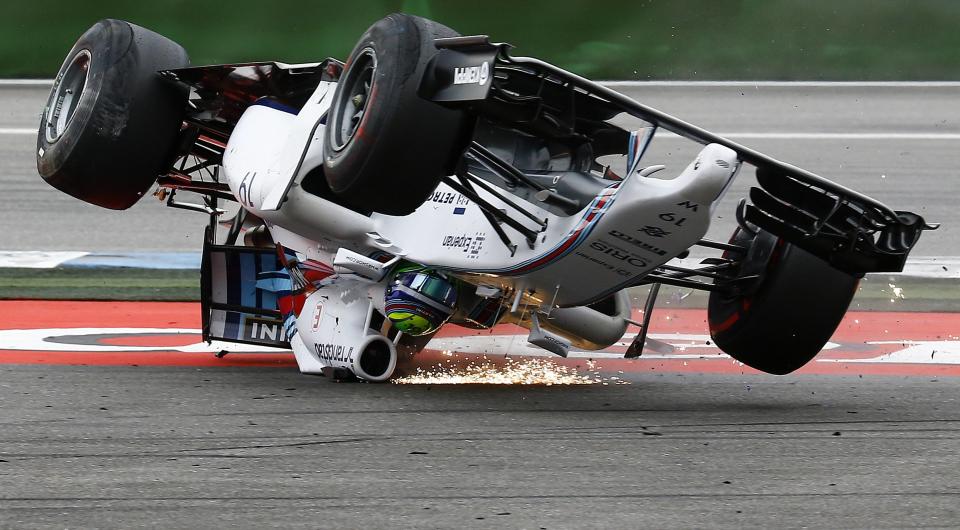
[37,19,190,210]
[707,229,861,375]
[323,14,471,215]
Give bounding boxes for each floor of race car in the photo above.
[1,301,959,527]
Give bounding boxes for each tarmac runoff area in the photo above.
[2,301,960,527]
[2,81,960,256]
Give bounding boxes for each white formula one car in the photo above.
[38,16,935,381]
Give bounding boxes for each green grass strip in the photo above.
[6,0,960,80]
[0,268,199,301]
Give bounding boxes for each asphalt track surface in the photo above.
[1,82,958,254]
[2,301,960,528]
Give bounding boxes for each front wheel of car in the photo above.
[323,14,473,215]
[707,228,861,375]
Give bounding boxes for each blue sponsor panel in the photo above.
[208,309,288,348]
[202,243,291,349]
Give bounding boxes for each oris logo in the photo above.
[453,61,489,86]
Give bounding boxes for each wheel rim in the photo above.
[44,49,91,143]
[330,48,376,151]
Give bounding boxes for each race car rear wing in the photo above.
[420,36,937,274]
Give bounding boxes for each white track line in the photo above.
[0,251,88,269]
[0,128,35,135]
[0,79,52,86]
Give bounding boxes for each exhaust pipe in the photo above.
[351,335,398,382]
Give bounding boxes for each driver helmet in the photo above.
[384,268,458,336]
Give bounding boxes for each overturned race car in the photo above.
[37,15,936,381]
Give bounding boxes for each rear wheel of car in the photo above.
[707,228,861,375]
[323,14,472,215]
[37,19,190,210]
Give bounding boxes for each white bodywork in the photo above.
[221,82,741,378]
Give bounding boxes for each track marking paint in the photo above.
[0,251,89,268]
[1,301,959,376]
[0,79,54,86]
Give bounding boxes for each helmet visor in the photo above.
[405,273,457,307]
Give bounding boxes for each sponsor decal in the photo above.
[441,232,486,257]
[237,171,257,209]
[442,182,621,275]
[453,61,490,86]
[573,251,633,277]
[453,207,466,215]
[442,234,472,249]
[588,240,650,269]
[468,235,486,257]
[342,255,379,271]
[638,225,670,238]
[314,342,354,363]
[658,212,688,227]
[430,191,470,206]
[312,302,324,331]
[607,230,668,256]
[248,318,282,342]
